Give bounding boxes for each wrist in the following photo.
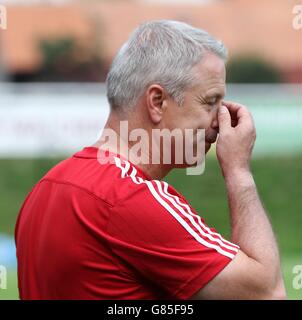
[223,167,254,187]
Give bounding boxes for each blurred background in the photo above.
[0,0,302,299]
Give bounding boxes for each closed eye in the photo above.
[206,93,224,107]
[207,98,218,107]
[195,95,219,108]
[207,100,217,106]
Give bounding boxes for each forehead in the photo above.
[192,53,226,97]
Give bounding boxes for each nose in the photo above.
[211,116,219,131]
[211,98,224,130]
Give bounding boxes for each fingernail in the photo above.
[219,106,228,114]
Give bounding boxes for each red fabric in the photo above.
[15,147,238,300]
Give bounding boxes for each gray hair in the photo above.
[106,20,227,110]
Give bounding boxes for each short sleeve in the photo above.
[106,179,239,299]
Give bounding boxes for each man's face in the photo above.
[163,53,226,163]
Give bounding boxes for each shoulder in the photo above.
[111,156,239,259]
[112,155,186,211]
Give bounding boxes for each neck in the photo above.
[92,112,172,180]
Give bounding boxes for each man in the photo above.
[15,20,286,299]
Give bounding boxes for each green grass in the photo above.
[0,270,18,300]
[0,158,62,235]
[0,154,302,299]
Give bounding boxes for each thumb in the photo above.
[218,105,231,132]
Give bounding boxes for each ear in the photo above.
[145,84,167,124]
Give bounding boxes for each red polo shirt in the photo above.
[15,147,239,300]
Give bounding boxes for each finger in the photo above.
[222,100,246,111]
[222,101,250,126]
[217,105,231,132]
[236,106,253,125]
[222,101,240,127]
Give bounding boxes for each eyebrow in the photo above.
[205,92,225,100]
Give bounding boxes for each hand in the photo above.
[216,101,256,177]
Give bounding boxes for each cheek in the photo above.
[202,107,219,129]
[186,106,206,128]
[198,111,213,129]
[176,104,213,130]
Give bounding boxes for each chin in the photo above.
[173,152,207,169]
